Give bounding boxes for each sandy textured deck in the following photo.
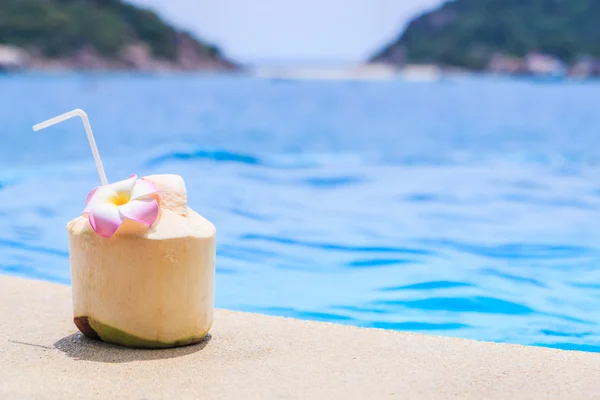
[1,275,600,399]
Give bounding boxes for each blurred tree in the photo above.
[0,0,223,63]
[372,0,600,69]
[119,3,178,60]
[66,2,127,56]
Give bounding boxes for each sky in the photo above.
[129,0,444,64]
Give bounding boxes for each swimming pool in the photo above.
[2,73,600,351]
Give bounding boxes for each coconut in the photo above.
[67,174,215,348]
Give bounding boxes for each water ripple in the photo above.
[146,149,261,167]
[0,238,68,258]
[533,343,600,352]
[540,329,591,338]
[242,234,433,255]
[402,193,457,204]
[381,281,474,291]
[1,263,69,283]
[419,239,592,260]
[302,176,366,187]
[374,297,535,315]
[229,207,272,222]
[502,194,597,210]
[345,258,418,268]
[481,268,546,287]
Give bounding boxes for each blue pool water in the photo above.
[1,73,600,351]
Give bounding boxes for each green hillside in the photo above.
[0,0,230,67]
[372,0,600,70]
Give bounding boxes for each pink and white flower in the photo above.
[83,175,159,238]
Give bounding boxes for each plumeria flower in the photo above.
[83,175,159,238]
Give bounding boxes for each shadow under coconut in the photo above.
[54,332,212,363]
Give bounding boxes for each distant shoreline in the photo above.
[3,67,600,85]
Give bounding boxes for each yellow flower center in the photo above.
[110,192,131,206]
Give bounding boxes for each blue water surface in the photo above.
[1,73,600,352]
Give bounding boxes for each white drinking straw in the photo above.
[33,109,108,186]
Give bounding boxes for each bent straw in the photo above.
[33,109,108,186]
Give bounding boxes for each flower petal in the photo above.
[110,174,137,196]
[130,178,158,200]
[85,187,99,205]
[89,203,124,238]
[118,198,159,227]
[83,186,117,214]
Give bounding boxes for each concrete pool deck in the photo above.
[1,275,600,399]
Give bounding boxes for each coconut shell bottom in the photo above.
[74,316,210,349]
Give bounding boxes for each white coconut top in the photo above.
[67,174,215,240]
